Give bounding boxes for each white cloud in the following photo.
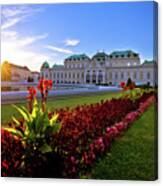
[17,33,48,47]
[1,17,24,30]
[46,45,73,54]
[64,39,80,46]
[2,6,43,18]
[1,31,50,71]
[1,6,51,71]
[1,6,43,30]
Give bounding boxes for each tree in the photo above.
[1,61,11,81]
[126,77,132,87]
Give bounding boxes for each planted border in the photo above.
[1,91,156,178]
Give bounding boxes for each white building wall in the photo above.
[41,55,156,86]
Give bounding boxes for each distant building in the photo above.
[40,50,157,86]
[1,61,40,82]
[31,71,40,82]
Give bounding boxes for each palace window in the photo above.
[147,72,150,79]
[133,72,137,79]
[73,73,75,78]
[115,72,118,79]
[121,72,124,79]
[92,73,96,83]
[69,73,71,78]
[65,73,67,78]
[77,73,80,78]
[98,73,103,83]
[53,73,56,79]
[140,71,143,80]
[86,74,90,83]
[57,73,60,78]
[127,62,131,67]
[61,72,63,78]
[109,72,112,79]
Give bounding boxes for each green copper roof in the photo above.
[65,54,90,61]
[41,61,49,69]
[142,60,156,65]
[52,64,64,68]
[109,50,139,57]
[92,52,109,59]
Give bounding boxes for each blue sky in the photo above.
[1,1,156,71]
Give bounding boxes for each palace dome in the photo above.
[41,61,50,70]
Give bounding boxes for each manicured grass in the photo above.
[1,91,121,125]
[86,104,157,180]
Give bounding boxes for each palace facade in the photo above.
[40,50,157,86]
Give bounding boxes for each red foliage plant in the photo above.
[1,90,155,178]
[27,87,37,113]
[37,78,53,111]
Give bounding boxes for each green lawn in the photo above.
[86,104,157,180]
[1,91,121,125]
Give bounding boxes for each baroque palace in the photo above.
[41,50,157,86]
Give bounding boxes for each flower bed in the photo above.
[1,91,156,178]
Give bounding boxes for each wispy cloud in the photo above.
[17,33,48,47]
[1,31,51,71]
[1,6,43,30]
[46,45,73,54]
[64,39,80,46]
[1,5,50,71]
[1,17,25,30]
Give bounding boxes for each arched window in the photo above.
[147,72,150,79]
[92,73,96,83]
[127,62,131,67]
[50,73,52,78]
[98,72,103,84]
[127,72,130,78]
[109,72,112,79]
[140,71,143,80]
[121,72,124,79]
[133,72,137,79]
[86,73,90,83]
[115,72,118,79]
[77,73,80,78]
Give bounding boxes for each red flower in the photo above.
[120,82,125,88]
[2,160,9,170]
[27,87,37,100]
